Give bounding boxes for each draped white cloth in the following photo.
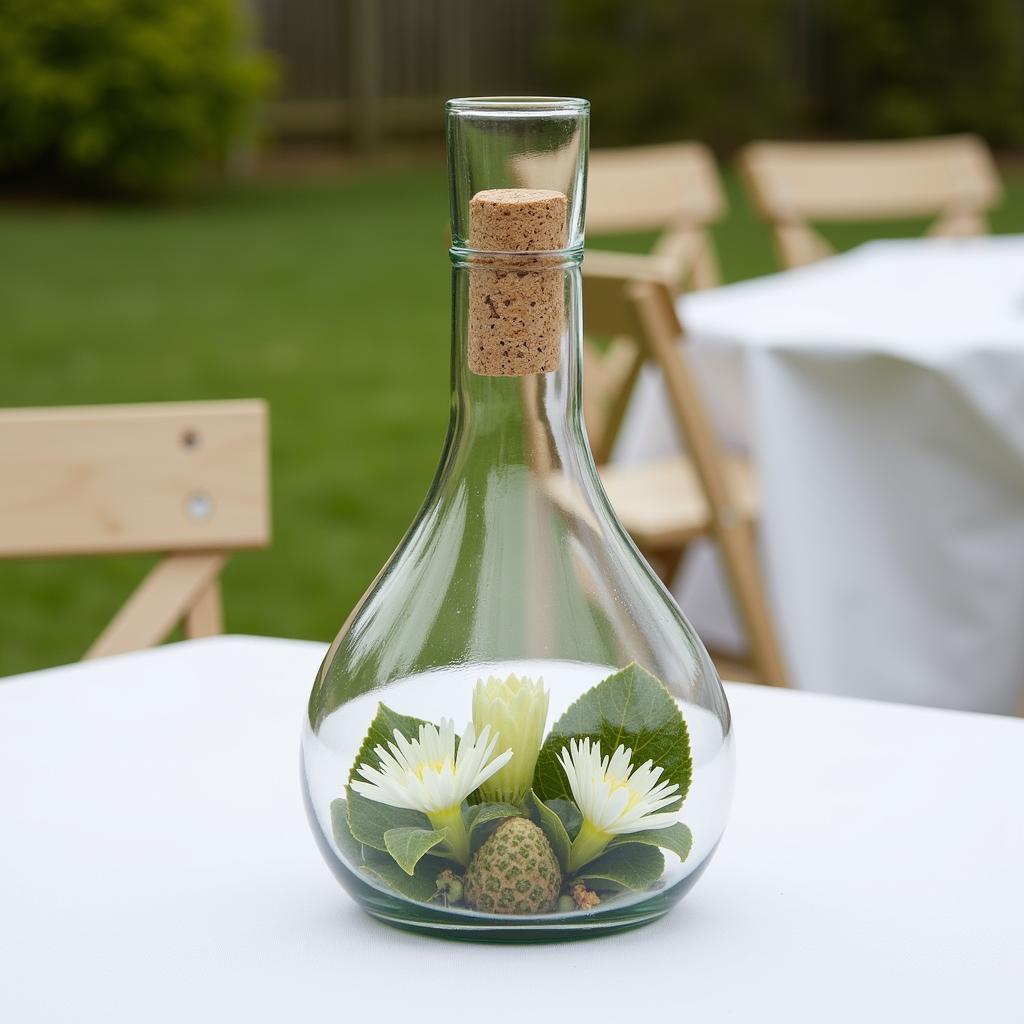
[2,637,1022,1021]
[615,237,1024,712]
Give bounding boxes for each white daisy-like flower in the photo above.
[557,738,680,871]
[472,674,549,804]
[351,719,513,863]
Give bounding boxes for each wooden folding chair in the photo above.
[586,141,727,292]
[740,134,1002,269]
[0,400,270,659]
[581,255,788,687]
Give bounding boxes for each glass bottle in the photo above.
[302,97,733,941]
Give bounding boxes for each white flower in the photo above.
[472,674,550,804]
[351,719,513,864]
[353,718,513,814]
[557,738,680,871]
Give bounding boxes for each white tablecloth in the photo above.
[616,237,1024,713]
[1,636,1022,1021]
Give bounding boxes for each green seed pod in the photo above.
[463,817,561,915]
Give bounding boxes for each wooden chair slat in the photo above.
[0,400,269,558]
[586,142,726,233]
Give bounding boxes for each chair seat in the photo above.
[598,454,758,550]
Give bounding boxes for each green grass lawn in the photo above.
[3,162,1023,676]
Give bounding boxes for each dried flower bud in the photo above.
[571,882,601,911]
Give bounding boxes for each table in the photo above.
[615,236,1024,713]
[2,636,1021,1022]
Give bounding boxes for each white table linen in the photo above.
[1,636,1022,1022]
[615,237,1024,713]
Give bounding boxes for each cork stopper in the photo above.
[468,189,568,376]
[468,188,568,252]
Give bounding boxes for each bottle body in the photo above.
[301,98,733,940]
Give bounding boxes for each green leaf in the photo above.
[546,798,582,840]
[345,786,432,852]
[526,790,572,872]
[463,802,523,851]
[383,826,450,875]
[608,822,693,862]
[348,703,433,784]
[533,663,692,807]
[574,843,665,892]
[333,798,445,902]
[360,847,444,902]
[330,798,364,862]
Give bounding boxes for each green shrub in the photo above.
[0,0,275,195]
[818,0,1024,143]
[541,0,799,151]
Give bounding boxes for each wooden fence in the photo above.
[253,0,547,146]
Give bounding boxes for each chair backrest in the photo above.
[588,142,727,291]
[741,134,1003,268]
[0,399,270,658]
[587,142,725,233]
[514,141,727,291]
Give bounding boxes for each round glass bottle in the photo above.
[302,97,733,941]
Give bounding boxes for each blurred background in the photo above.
[2,0,1023,677]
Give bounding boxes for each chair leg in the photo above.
[85,552,227,660]
[185,577,224,639]
[626,280,789,687]
[715,521,789,687]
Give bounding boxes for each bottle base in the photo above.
[362,902,668,943]
[333,838,715,944]
[303,711,724,944]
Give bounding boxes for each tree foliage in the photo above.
[0,0,275,194]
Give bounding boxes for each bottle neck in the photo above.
[446,256,587,473]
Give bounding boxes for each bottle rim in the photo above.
[446,96,589,116]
